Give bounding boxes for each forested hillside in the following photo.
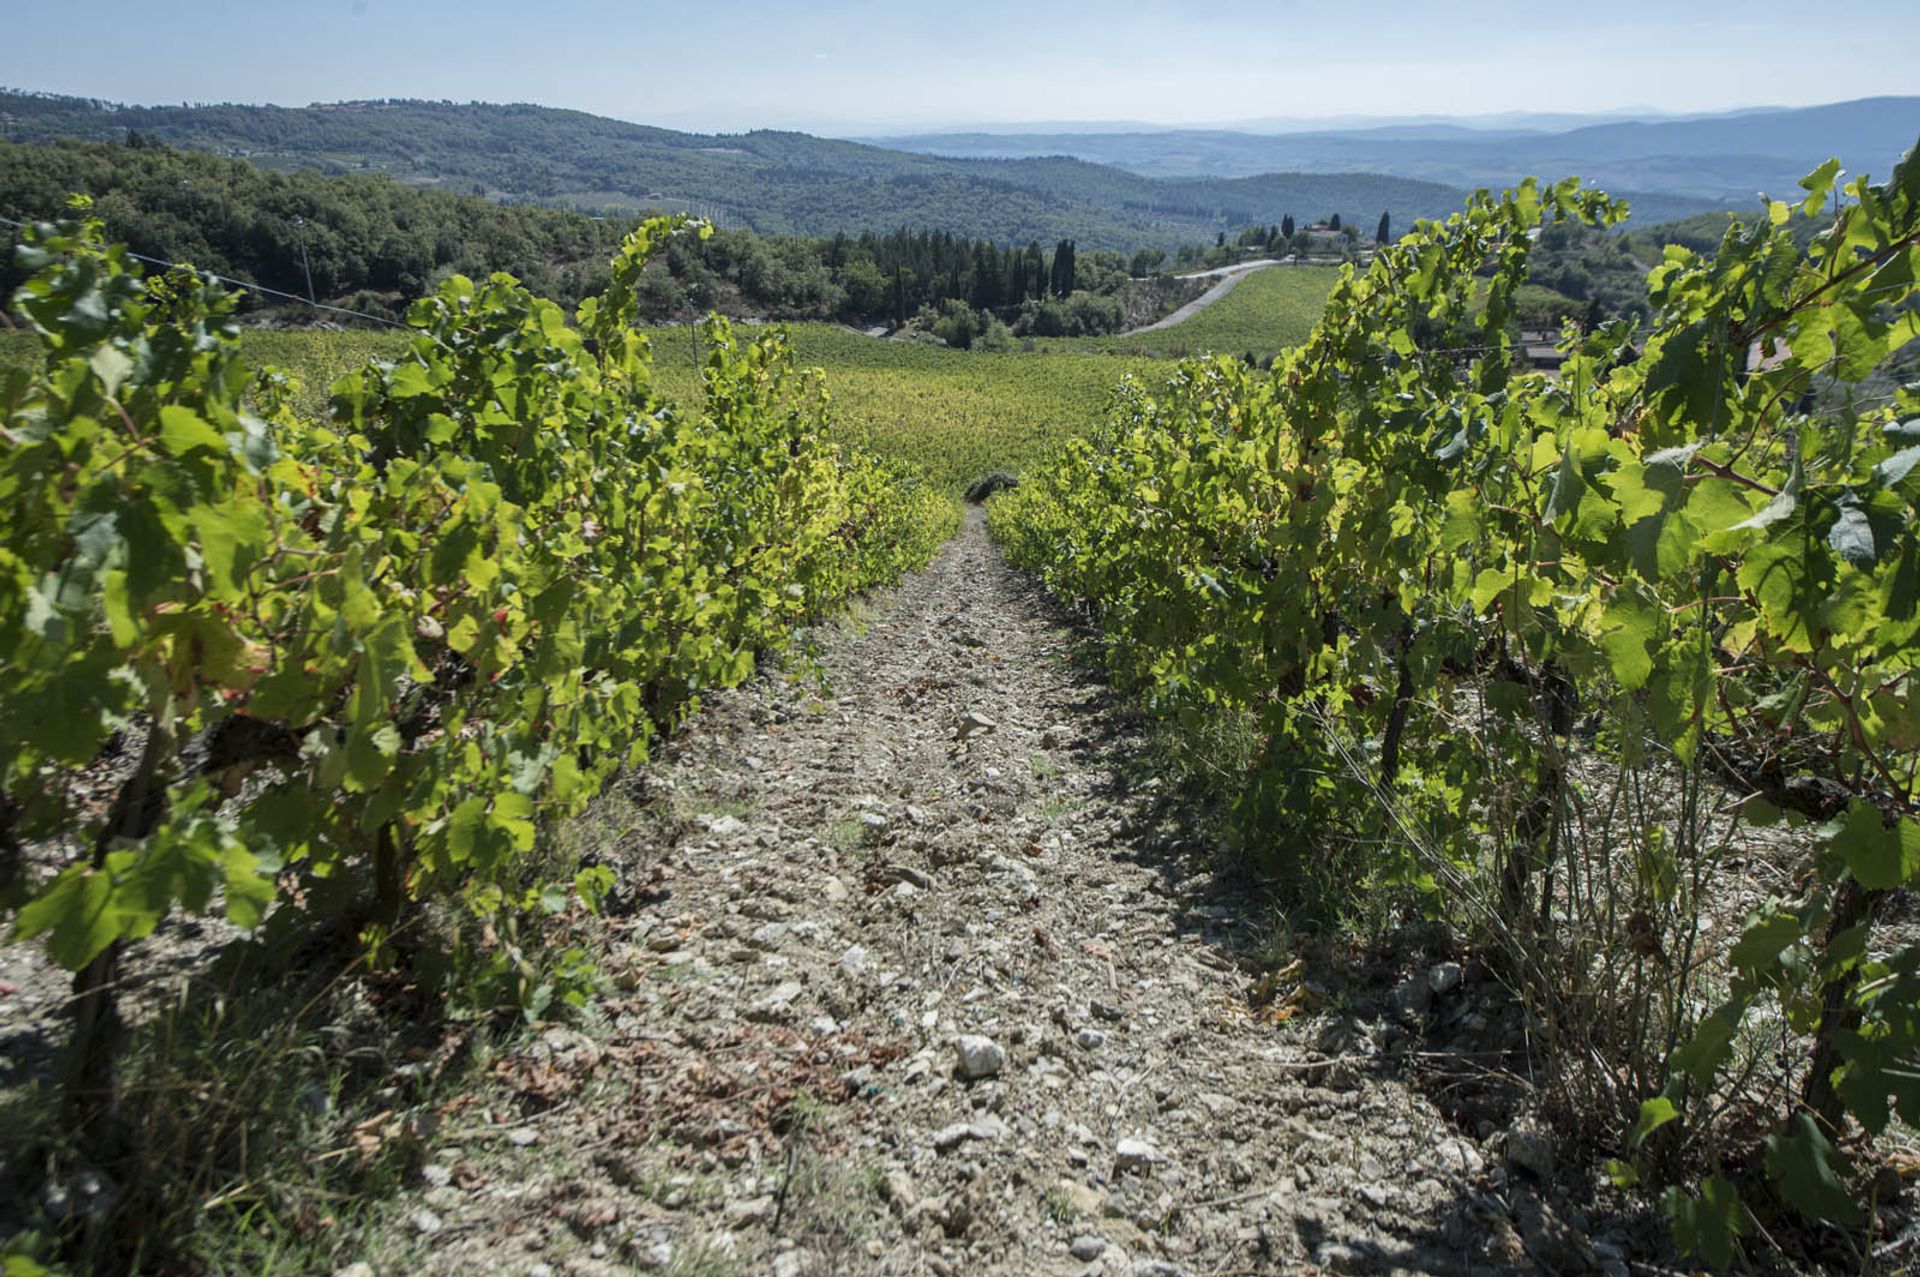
[0,137,632,313]
[0,139,1209,331]
[5,133,1808,351]
[0,90,1470,249]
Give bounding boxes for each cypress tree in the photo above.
[973,243,1001,309]
[1376,211,1390,243]
[1051,239,1076,297]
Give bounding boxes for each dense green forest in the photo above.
[0,132,1802,344]
[0,89,1472,250]
[0,138,1272,334]
[0,137,632,314]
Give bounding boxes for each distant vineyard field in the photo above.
[3,324,1159,492]
[3,261,1334,487]
[648,324,1157,489]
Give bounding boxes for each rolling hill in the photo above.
[0,90,1473,251]
[861,97,1920,219]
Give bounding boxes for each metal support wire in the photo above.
[0,211,410,329]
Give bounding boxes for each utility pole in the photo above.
[291,214,316,306]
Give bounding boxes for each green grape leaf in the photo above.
[2,648,125,765]
[1829,803,1920,890]
[1606,456,1679,526]
[1599,588,1660,690]
[1645,320,1718,428]
[1799,158,1844,215]
[1672,1002,1744,1084]
[188,501,268,595]
[228,414,280,473]
[1729,909,1805,979]
[1470,567,1515,613]
[446,612,482,654]
[1627,1096,1679,1149]
[90,343,132,395]
[348,613,428,724]
[221,843,276,930]
[1663,1175,1750,1268]
[1684,477,1760,549]
[343,723,402,792]
[490,792,537,853]
[1764,1115,1862,1227]
[1736,540,1821,653]
[445,796,490,866]
[11,866,120,970]
[1646,637,1709,761]
[102,568,138,648]
[115,829,221,935]
[1831,1023,1920,1137]
[157,405,229,457]
[387,361,444,399]
[1545,444,1584,523]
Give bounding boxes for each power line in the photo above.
[0,212,410,329]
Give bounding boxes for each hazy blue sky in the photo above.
[3,0,1914,133]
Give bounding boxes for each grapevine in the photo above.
[993,149,1920,1255]
[0,204,953,1131]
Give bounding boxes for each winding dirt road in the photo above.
[1126,260,1283,335]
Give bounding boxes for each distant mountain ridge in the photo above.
[859,97,1920,205]
[0,89,1734,249]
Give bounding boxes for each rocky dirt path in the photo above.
[398,512,1612,1277]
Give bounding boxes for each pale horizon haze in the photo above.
[1,0,1915,134]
